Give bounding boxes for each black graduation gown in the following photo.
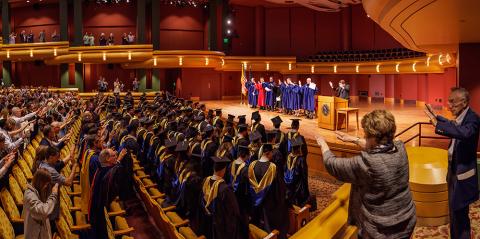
[287,132,308,158]
[89,165,122,239]
[252,122,267,143]
[284,155,310,207]
[200,139,218,177]
[199,179,247,239]
[174,168,203,233]
[250,161,289,239]
[225,161,251,236]
[271,148,285,180]
[158,153,177,201]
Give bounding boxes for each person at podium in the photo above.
[329,79,350,100]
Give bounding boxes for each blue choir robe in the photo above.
[288,84,301,111]
[247,82,258,107]
[281,83,289,110]
[264,82,274,107]
[284,154,310,207]
[302,83,318,111]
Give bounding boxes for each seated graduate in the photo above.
[199,156,247,239]
[248,143,289,239]
[284,137,310,207]
[88,148,128,239]
[157,138,177,206]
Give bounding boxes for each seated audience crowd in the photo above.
[0,85,420,239]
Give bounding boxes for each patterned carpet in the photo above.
[308,176,480,238]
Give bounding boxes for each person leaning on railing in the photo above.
[315,109,416,239]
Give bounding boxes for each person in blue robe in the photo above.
[280,80,289,113]
[264,77,275,111]
[302,78,318,119]
[247,78,258,108]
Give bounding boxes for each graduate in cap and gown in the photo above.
[157,139,178,203]
[271,116,288,157]
[248,131,263,163]
[225,143,251,237]
[201,124,219,177]
[199,156,247,239]
[251,111,267,143]
[287,119,308,158]
[266,130,286,180]
[217,134,235,160]
[232,123,250,159]
[284,137,310,207]
[248,143,289,239]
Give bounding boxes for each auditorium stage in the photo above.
[205,100,451,149]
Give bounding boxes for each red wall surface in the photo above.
[12,62,60,87]
[158,5,205,50]
[83,64,136,92]
[232,4,401,57]
[83,3,136,45]
[11,4,60,42]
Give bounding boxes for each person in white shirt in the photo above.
[11,107,38,129]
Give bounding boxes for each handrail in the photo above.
[395,122,448,146]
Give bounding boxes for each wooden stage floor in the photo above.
[205,100,451,149]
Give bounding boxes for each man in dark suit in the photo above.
[425,87,480,239]
[329,79,350,100]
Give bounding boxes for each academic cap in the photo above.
[238,115,246,124]
[262,143,273,153]
[237,144,249,155]
[203,124,214,133]
[237,124,248,132]
[208,109,214,116]
[227,114,235,122]
[271,116,283,126]
[251,111,261,121]
[290,118,301,128]
[222,135,233,143]
[211,156,231,170]
[215,109,222,114]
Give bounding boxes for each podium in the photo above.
[317,96,348,130]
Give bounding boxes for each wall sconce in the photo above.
[395,63,400,73]
[153,57,157,66]
[288,63,292,71]
[30,49,34,58]
[128,52,132,61]
[266,63,270,71]
[376,64,380,73]
[243,62,247,70]
[333,65,337,73]
[311,65,315,73]
[221,58,225,66]
[355,65,359,73]
[6,50,10,59]
[412,62,417,72]
[53,48,57,56]
[78,52,82,62]
[426,56,431,67]
[205,57,209,66]
[103,52,107,61]
[179,57,183,66]
[438,54,443,65]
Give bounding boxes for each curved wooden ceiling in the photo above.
[363,0,480,53]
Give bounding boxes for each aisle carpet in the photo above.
[308,176,480,238]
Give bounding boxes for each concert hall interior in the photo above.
[0,0,479,239]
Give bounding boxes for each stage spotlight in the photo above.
[226,29,231,35]
[227,19,232,25]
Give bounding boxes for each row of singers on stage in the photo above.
[244,77,350,119]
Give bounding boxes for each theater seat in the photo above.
[103,208,134,238]
[165,211,189,227]
[0,207,23,239]
[249,224,279,239]
[288,204,311,234]
[0,188,23,224]
[55,216,79,239]
[108,200,126,217]
[16,158,33,181]
[148,187,165,200]
[8,175,24,207]
[12,165,28,191]
[178,226,206,239]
